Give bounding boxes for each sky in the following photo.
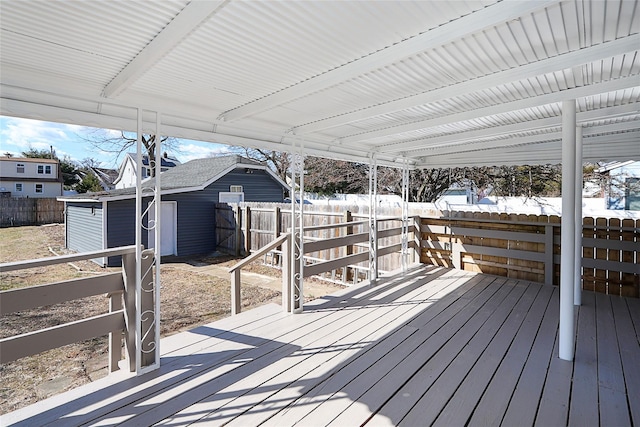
[0,116,233,169]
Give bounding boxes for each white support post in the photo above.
[560,99,576,361]
[369,154,378,283]
[290,147,304,313]
[134,109,161,374]
[401,158,409,273]
[152,113,161,368]
[135,109,143,374]
[574,126,583,306]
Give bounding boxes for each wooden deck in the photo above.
[3,265,639,426]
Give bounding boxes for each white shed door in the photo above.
[148,202,177,256]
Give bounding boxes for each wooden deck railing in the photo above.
[0,246,152,371]
[421,214,640,297]
[228,217,419,313]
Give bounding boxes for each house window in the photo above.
[230,185,243,193]
[16,163,25,173]
[15,183,23,192]
[35,184,43,193]
[37,165,44,174]
[45,165,52,174]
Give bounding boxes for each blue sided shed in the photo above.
[59,156,288,266]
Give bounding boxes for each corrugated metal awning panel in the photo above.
[0,0,638,168]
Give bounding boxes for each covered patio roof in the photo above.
[1,0,638,168]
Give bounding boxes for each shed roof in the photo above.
[1,1,638,168]
[59,155,285,201]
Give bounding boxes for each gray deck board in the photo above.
[2,266,638,427]
[534,315,574,427]
[569,291,599,427]
[611,296,640,426]
[595,292,631,427]
[450,283,553,426]
[398,281,532,426]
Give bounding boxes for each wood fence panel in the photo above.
[0,198,64,227]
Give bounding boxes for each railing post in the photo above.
[108,290,124,372]
[545,223,554,285]
[122,252,136,372]
[344,210,353,282]
[231,269,241,315]
[139,249,156,369]
[281,235,292,312]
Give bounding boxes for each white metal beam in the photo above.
[295,35,640,136]
[407,116,640,157]
[376,77,639,153]
[417,133,640,167]
[102,0,228,98]
[220,0,558,122]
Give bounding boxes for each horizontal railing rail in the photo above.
[228,233,290,315]
[0,245,137,370]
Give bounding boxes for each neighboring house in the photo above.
[0,156,63,198]
[113,152,181,189]
[90,167,119,191]
[59,155,288,266]
[597,161,640,211]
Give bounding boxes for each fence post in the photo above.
[235,205,242,257]
[108,291,124,372]
[274,206,281,265]
[244,206,251,255]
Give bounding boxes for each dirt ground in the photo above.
[0,224,345,414]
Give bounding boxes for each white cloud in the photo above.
[174,141,234,163]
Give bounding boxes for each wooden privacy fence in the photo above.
[0,197,64,227]
[215,202,417,275]
[420,212,639,298]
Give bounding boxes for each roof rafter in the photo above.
[219,0,558,123]
[102,0,229,98]
[297,34,640,136]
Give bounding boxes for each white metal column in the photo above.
[369,154,378,283]
[290,148,304,313]
[134,109,161,374]
[401,158,409,273]
[559,99,576,361]
[574,125,583,306]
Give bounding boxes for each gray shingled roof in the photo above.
[62,155,267,200]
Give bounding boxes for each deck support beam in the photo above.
[559,99,576,361]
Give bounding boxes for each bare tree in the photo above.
[82,130,179,176]
[238,147,291,181]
